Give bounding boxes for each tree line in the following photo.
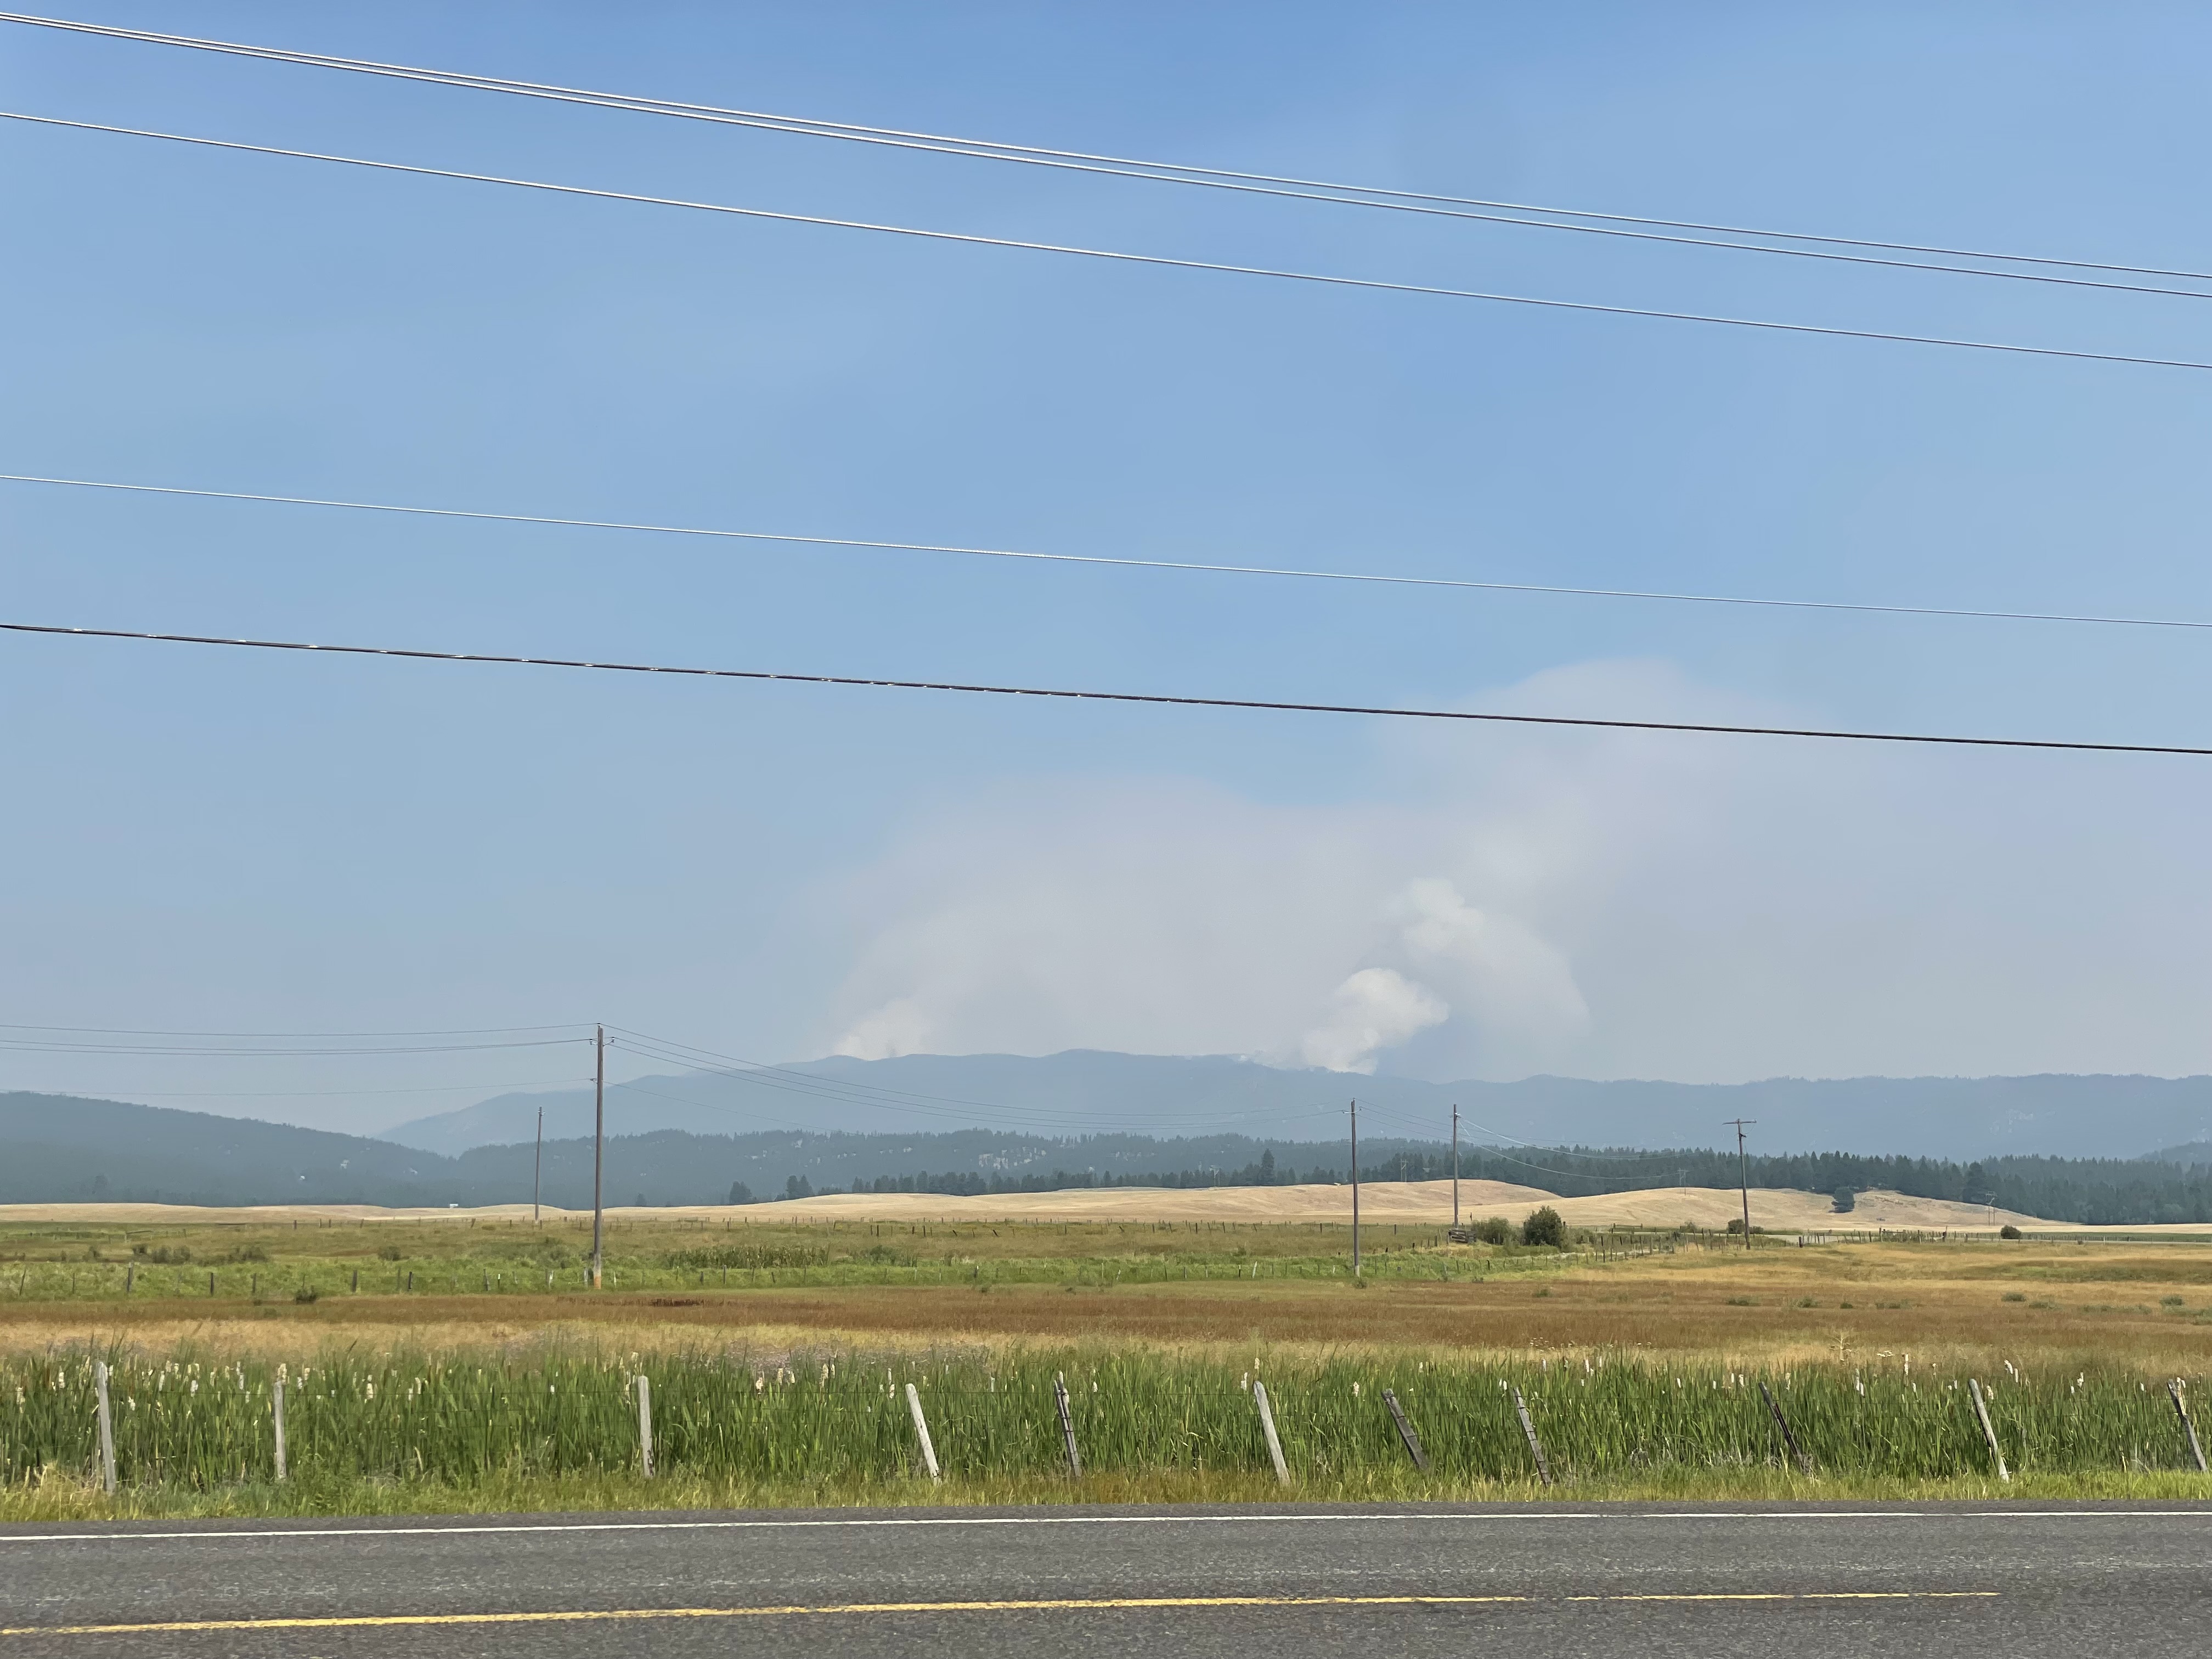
[754,1144,2212,1224]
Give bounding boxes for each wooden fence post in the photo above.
[905,1383,940,1482]
[1380,1387,1430,1472]
[1759,1380,1813,1474]
[1252,1381,1290,1486]
[2170,1380,2208,1473]
[1968,1378,2009,1482]
[92,1361,117,1496]
[636,1374,654,1478]
[123,1265,133,1296]
[273,1376,287,1483]
[1053,1373,1082,1477]
[1513,1387,1552,1486]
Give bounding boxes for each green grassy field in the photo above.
[0,1212,1662,1301]
[6,1213,2211,1515]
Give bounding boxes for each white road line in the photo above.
[3,1508,2205,1544]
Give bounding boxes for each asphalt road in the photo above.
[3,1501,2208,1658]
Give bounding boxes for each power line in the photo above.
[10,11,2210,297]
[0,1035,588,1056]
[50,1079,592,1099]
[5,616,2207,756]
[0,1019,586,1039]
[9,109,2209,374]
[9,472,2206,634]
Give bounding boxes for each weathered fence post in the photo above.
[92,1361,117,1496]
[1252,1380,1290,1486]
[905,1382,940,1482]
[123,1265,133,1296]
[1513,1386,1552,1486]
[2170,1380,2208,1473]
[636,1374,654,1478]
[1968,1378,2009,1482]
[351,1268,359,1293]
[273,1375,287,1483]
[1053,1373,1082,1478]
[1380,1387,1431,1472]
[1759,1380,1813,1474]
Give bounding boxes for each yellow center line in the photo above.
[0,1591,1999,1636]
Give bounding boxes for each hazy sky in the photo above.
[3,2,2209,1131]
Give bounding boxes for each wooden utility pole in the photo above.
[1350,1099,1361,1278]
[590,1024,606,1288]
[533,1105,543,1225]
[1725,1118,1756,1249]
[1451,1103,1460,1231]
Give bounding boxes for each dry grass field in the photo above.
[3,1206,2209,1371]
[0,1180,2099,1229]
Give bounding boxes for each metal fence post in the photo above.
[1759,1379,1813,1474]
[1252,1381,1290,1486]
[2170,1380,2208,1473]
[1380,1387,1430,1472]
[905,1383,940,1482]
[1514,1386,1552,1486]
[636,1374,654,1478]
[92,1361,117,1495]
[1968,1378,2009,1482]
[1053,1373,1082,1477]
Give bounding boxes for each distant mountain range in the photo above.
[382,1052,2212,1164]
[0,1092,1442,1210]
[8,1089,2211,1224]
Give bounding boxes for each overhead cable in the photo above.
[0,1019,588,1039]
[5,617,2207,756]
[8,473,2206,633]
[7,110,2208,373]
[0,1034,588,1056]
[7,11,2209,294]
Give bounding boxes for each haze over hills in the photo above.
[8,1090,2212,1223]
[381,1052,2212,1165]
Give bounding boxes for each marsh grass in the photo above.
[7,1343,2205,1510]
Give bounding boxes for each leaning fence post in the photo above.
[1252,1380,1290,1485]
[92,1361,117,1496]
[1759,1379,1813,1474]
[905,1382,940,1482]
[635,1374,654,1478]
[1053,1373,1082,1478]
[272,1375,287,1483]
[2170,1380,2208,1473]
[1968,1378,2009,1482]
[1380,1387,1431,1472]
[1513,1386,1552,1486]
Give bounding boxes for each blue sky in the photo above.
[2,2,2208,1129]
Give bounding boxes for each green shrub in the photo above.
[1520,1207,1566,1249]
[1471,1217,1513,1245]
[1832,1187,1857,1214]
[376,1244,404,1261]
[2000,1224,2023,1240]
